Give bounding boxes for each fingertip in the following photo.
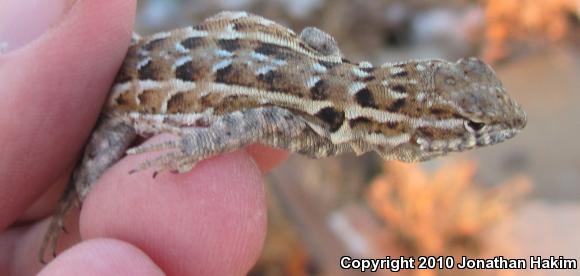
[38,238,164,276]
[0,0,73,53]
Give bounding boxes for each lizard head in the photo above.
[375,57,526,162]
[417,57,526,159]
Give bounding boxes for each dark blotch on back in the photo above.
[215,64,235,83]
[349,117,372,128]
[258,70,283,86]
[166,93,187,113]
[254,42,295,60]
[142,38,165,51]
[181,37,205,49]
[388,98,406,112]
[390,84,407,94]
[316,107,345,132]
[310,79,329,100]
[355,88,377,108]
[175,61,194,81]
[138,61,161,80]
[255,43,279,56]
[430,108,447,115]
[218,39,241,52]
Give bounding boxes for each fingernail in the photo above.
[0,0,76,54]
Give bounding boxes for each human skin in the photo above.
[0,0,287,275]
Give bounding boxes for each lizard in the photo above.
[39,11,527,263]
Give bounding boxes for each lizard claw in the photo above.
[39,188,77,264]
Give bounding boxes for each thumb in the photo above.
[0,0,136,231]
[0,0,76,53]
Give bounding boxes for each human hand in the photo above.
[0,1,287,275]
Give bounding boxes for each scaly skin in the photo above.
[39,11,527,263]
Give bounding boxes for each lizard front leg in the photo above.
[127,107,314,174]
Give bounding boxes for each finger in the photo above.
[0,0,73,53]
[80,135,268,275]
[37,238,164,276]
[0,214,80,276]
[0,0,136,230]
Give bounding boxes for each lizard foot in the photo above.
[39,188,79,264]
[128,150,198,175]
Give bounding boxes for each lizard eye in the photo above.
[464,120,486,132]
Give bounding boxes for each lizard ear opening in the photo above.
[464,120,486,132]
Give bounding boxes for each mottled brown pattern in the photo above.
[354,88,377,108]
[112,91,138,111]
[211,95,263,115]
[310,79,329,100]
[137,90,165,113]
[175,61,195,81]
[165,91,205,113]
[312,79,350,104]
[414,126,464,141]
[138,59,170,81]
[108,12,525,148]
[387,98,406,112]
[175,61,211,82]
[181,37,206,49]
[217,39,242,52]
[348,116,411,136]
[42,12,527,266]
[254,42,298,60]
[256,70,309,98]
[114,46,138,83]
[315,107,345,132]
[142,38,167,51]
[429,106,462,119]
[348,117,372,128]
[390,84,407,94]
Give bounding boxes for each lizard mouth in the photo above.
[475,102,527,147]
[475,127,521,147]
[420,123,523,154]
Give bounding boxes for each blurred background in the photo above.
[135,0,580,275]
